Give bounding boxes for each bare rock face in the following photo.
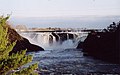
[77,22,120,64]
[8,26,44,53]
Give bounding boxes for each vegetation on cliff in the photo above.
[0,16,38,75]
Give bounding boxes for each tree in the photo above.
[0,16,38,75]
[107,22,117,32]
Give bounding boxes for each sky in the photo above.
[0,0,120,17]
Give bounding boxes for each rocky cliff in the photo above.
[8,25,44,53]
[77,22,120,64]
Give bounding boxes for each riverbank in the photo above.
[77,22,120,64]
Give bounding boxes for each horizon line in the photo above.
[10,15,120,18]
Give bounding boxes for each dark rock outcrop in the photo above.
[52,32,59,41]
[8,26,44,53]
[77,22,120,64]
[57,33,74,43]
[12,38,44,52]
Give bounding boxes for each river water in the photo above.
[27,48,120,75]
[20,32,120,75]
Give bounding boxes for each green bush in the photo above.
[0,16,38,75]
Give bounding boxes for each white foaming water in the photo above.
[19,32,88,50]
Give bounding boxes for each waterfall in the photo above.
[19,32,88,50]
[67,33,69,39]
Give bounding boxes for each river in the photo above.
[27,48,120,75]
[20,31,120,75]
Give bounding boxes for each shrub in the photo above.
[0,16,38,75]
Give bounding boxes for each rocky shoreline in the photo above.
[7,25,44,53]
[77,22,120,64]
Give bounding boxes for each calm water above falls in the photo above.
[28,48,120,75]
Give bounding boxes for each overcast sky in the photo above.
[0,0,120,17]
